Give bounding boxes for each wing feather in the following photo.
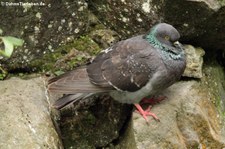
[87,35,157,92]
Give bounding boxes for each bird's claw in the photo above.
[134,104,160,123]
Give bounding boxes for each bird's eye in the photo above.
[164,35,170,40]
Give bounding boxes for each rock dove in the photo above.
[48,23,186,122]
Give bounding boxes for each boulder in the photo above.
[50,94,132,148]
[0,77,63,148]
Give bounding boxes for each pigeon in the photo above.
[48,23,186,122]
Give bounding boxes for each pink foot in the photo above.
[134,104,160,123]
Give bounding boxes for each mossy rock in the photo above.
[0,0,92,73]
[28,35,101,73]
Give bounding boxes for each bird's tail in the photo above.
[48,67,111,94]
[52,93,95,109]
[48,67,111,109]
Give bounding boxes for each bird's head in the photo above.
[146,23,184,57]
[147,23,181,47]
[154,23,180,46]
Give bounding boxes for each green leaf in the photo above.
[0,36,24,57]
[0,37,14,57]
[3,36,24,46]
[54,70,65,76]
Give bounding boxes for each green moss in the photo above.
[72,35,102,55]
[29,52,59,72]
[29,35,101,73]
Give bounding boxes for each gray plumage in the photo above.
[48,23,186,109]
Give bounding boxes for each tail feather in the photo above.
[48,67,112,94]
[52,93,94,109]
[48,67,112,109]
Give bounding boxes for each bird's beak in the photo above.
[173,41,180,47]
[173,41,183,49]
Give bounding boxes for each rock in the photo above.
[183,45,205,78]
[0,77,63,148]
[89,0,225,51]
[115,63,225,149]
[88,0,163,38]
[164,0,225,50]
[50,95,132,148]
